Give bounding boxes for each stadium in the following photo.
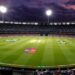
[0,0,75,75]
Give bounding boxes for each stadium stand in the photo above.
[0,66,75,75]
[0,22,75,36]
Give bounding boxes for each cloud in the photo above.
[1,0,69,7]
[63,0,75,10]
[1,0,75,10]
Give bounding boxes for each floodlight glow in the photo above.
[0,6,7,13]
[45,9,52,16]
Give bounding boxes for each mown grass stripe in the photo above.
[25,37,47,67]
[0,37,33,63]
[41,37,55,66]
[53,37,69,66]
[58,38,75,64]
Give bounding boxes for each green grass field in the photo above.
[0,35,75,68]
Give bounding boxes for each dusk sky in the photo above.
[0,0,75,21]
[0,0,74,8]
[0,0,75,19]
[0,0,75,10]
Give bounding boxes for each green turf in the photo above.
[0,36,75,68]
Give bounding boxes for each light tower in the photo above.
[0,6,7,21]
[45,9,53,24]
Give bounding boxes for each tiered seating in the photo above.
[0,23,75,35]
[0,66,75,75]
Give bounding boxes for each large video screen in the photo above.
[0,0,75,22]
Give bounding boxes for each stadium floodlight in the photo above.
[45,9,52,17]
[45,9,53,24]
[0,6,8,21]
[0,6,7,14]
